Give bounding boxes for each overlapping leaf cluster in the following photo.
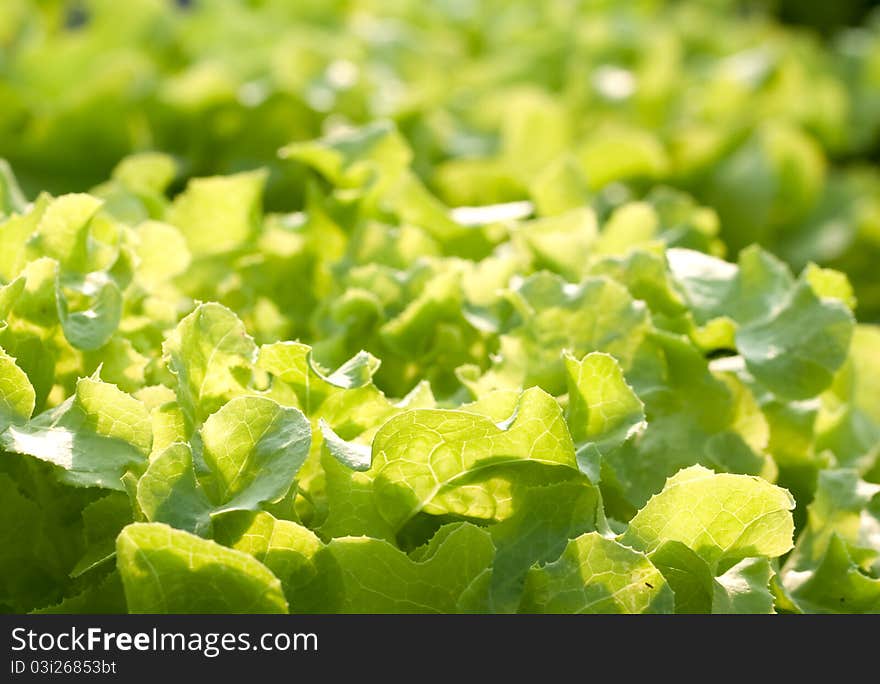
[1,119,878,613]
[2,0,880,317]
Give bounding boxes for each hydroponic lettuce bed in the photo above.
[0,0,879,614]
[1,123,877,614]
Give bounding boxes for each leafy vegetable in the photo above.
[117,523,288,614]
[1,1,879,614]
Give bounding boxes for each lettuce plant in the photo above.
[2,1,880,317]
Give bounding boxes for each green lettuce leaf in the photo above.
[520,532,674,614]
[137,443,213,536]
[0,375,151,490]
[213,510,323,612]
[0,347,35,430]
[371,387,578,531]
[163,303,257,428]
[198,396,311,512]
[564,351,645,481]
[116,522,288,614]
[487,479,604,612]
[167,170,267,257]
[668,246,854,399]
[621,465,795,573]
[310,523,495,613]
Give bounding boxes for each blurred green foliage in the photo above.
[1,0,879,318]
